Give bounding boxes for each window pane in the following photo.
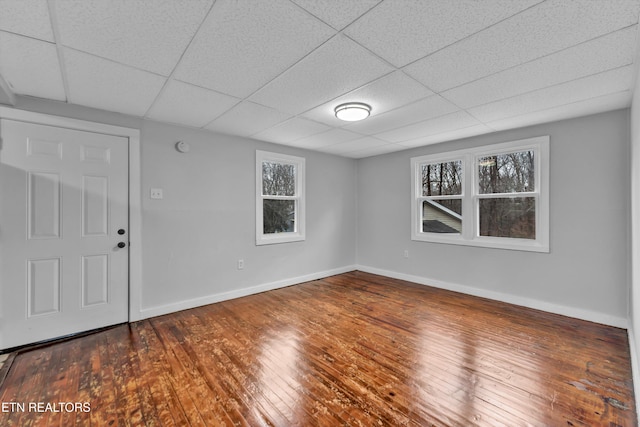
[421,161,462,196]
[478,150,534,194]
[422,199,462,233]
[263,199,295,234]
[262,162,295,196]
[479,197,535,239]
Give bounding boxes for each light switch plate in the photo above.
[150,188,163,199]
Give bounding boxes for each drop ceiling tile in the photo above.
[405,0,640,92]
[253,117,331,144]
[0,32,65,100]
[175,0,335,98]
[206,101,291,137]
[0,0,54,41]
[344,0,541,67]
[397,124,496,148]
[442,26,638,109]
[302,71,433,126]
[345,95,459,135]
[55,0,213,76]
[318,136,388,155]
[289,128,362,149]
[486,91,632,131]
[291,0,381,30]
[63,49,165,117]
[249,34,393,115]
[146,80,239,128]
[379,110,482,143]
[468,65,634,123]
[342,143,406,159]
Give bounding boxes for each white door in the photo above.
[0,119,129,349]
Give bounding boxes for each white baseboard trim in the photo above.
[137,263,628,329]
[138,265,357,320]
[356,265,629,329]
[628,328,640,425]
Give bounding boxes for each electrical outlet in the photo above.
[403,250,409,258]
[237,259,244,270]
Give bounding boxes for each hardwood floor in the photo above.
[0,271,635,426]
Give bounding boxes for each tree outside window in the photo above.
[477,150,536,239]
[411,136,549,252]
[256,151,305,245]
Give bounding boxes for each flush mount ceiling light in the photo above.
[334,102,371,122]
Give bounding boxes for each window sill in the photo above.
[256,233,305,246]
[411,233,549,253]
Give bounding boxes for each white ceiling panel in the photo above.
[405,0,640,92]
[249,34,394,115]
[55,0,213,76]
[397,124,496,148]
[341,143,406,158]
[63,49,165,117]
[291,0,382,30]
[302,71,433,126]
[0,32,65,100]
[0,1,638,159]
[344,0,542,67]
[146,80,239,128]
[345,95,459,136]
[289,128,362,149]
[0,0,54,42]
[469,66,634,123]
[442,26,638,109]
[206,101,291,137]
[253,117,331,144]
[318,136,388,155]
[487,91,633,132]
[174,0,335,98]
[380,111,482,143]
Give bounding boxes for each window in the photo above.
[411,136,549,252]
[420,159,463,234]
[256,150,305,245]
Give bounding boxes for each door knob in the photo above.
[118,229,126,235]
[117,242,127,248]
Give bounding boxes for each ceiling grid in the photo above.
[0,0,638,158]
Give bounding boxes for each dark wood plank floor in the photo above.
[0,271,636,426]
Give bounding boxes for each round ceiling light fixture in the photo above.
[334,102,371,122]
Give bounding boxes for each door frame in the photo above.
[0,106,144,327]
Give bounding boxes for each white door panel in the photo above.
[0,119,129,349]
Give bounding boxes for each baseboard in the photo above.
[137,265,357,320]
[356,265,629,328]
[137,263,628,328]
[628,328,640,424]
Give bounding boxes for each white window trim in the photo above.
[411,136,549,253]
[256,150,305,246]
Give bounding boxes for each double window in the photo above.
[411,136,549,252]
[256,150,305,245]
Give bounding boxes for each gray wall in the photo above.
[5,97,631,325]
[139,120,357,311]
[357,110,630,324]
[8,96,357,314]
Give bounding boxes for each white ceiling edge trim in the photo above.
[627,24,640,99]
[0,74,16,106]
